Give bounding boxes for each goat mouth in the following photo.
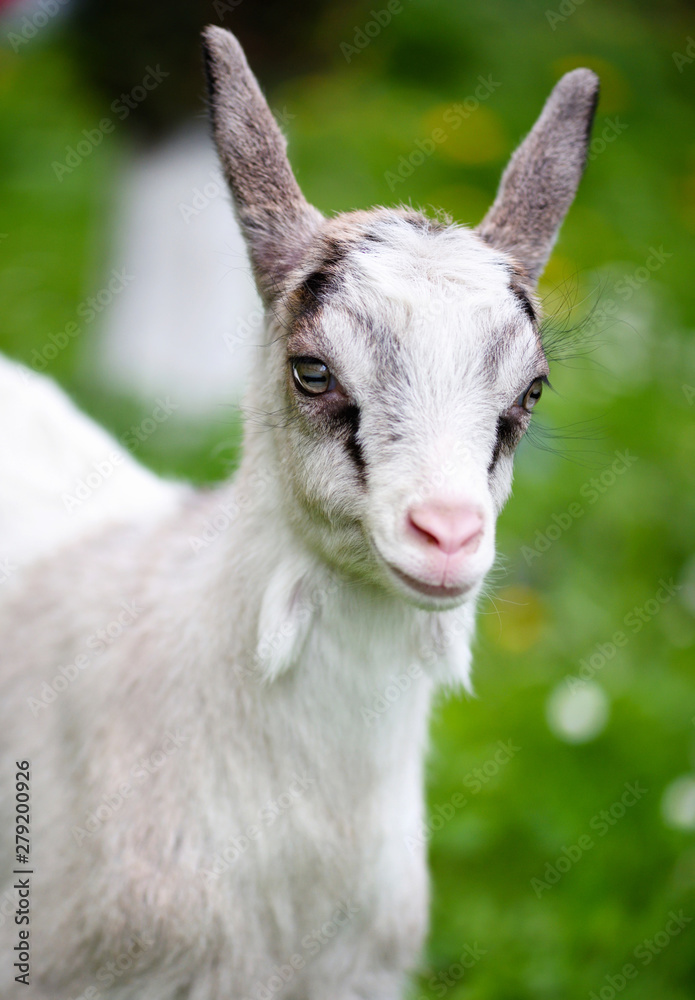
[387,564,472,600]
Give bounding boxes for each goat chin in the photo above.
[0,26,598,999]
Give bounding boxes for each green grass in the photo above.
[1,1,694,995]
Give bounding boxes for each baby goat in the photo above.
[0,27,598,1000]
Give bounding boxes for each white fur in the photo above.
[0,358,181,573]
[0,35,598,996]
[0,226,526,1000]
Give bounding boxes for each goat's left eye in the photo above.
[292,357,335,396]
[516,378,544,412]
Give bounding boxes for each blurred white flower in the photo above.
[661,775,695,832]
[546,680,610,744]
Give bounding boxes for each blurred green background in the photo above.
[1,0,694,996]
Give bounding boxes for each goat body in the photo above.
[0,28,598,1000]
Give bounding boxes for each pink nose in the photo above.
[407,502,484,556]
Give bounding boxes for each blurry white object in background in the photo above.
[661,775,695,832]
[0,357,181,575]
[546,680,610,744]
[95,125,263,414]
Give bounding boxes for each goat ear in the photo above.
[477,69,599,283]
[201,26,322,301]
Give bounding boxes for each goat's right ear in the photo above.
[202,26,322,302]
[477,69,599,284]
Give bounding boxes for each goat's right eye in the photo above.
[292,357,334,396]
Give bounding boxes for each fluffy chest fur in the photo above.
[0,489,451,999]
[0,25,598,1000]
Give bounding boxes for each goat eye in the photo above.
[292,357,334,396]
[516,378,543,412]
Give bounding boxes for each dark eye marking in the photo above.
[488,376,548,475]
[288,356,366,481]
[488,414,520,474]
[336,403,365,479]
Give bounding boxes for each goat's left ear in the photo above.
[202,26,323,302]
[477,69,599,284]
